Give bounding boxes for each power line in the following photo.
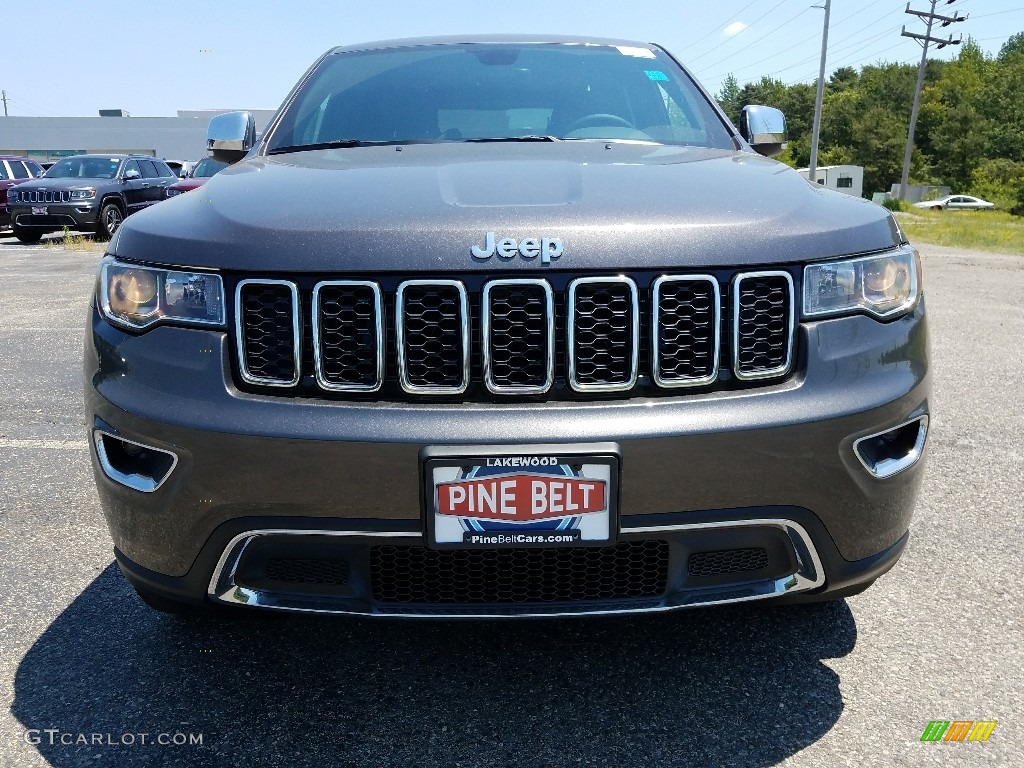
[688,0,796,64]
[782,35,909,84]
[971,7,1024,19]
[706,4,910,85]
[828,0,889,30]
[699,5,815,73]
[714,20,904,83]
[898,0,967,199]
[686,0,764,54]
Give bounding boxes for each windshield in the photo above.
[46,157,122,179]
[268,43,733,151]
[191,158,228,178]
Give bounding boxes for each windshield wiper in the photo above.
[267,139,404,154]
[459,135,562,143]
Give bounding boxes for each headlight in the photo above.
[803,246,920,319]
[165,188,182,197]
[99,256,225,330]
[7,189,18,203]
[70,189,97,200]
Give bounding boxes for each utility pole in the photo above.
[897,0,967,200]
[808,0,832,184]
[1,91,7,117]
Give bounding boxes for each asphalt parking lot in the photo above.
[0,235,1021,767]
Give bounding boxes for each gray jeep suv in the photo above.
[86,36,930,617]
[8,154,176,242]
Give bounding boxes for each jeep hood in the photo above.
[113,142,903,272]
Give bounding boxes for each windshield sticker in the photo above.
[645,70,669,81]
[615,45,656,59]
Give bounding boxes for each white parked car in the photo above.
[914,195,995,211]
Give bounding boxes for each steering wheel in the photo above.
[565,113,636,132]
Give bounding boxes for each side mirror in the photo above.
[124,169,141,180]
[740,105,787,157]
[207,111,256,164]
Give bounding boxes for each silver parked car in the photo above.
[913,194,995,211]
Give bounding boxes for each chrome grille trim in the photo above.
[395,279,470,395]
[234,279,302,387]
[16,189,72,203]
[481,278,555,395]
[311,280,384,393]
[732,270,795,381]
[567,276,639,392]
[651,274,721,388]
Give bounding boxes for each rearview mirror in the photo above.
[740,105,787,157]
[207,111,256,164]
[124,169,141,180]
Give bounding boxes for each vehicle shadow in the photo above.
[13,564,856,767]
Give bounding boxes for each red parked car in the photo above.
[1,156,46,230]
[163,157,228,199]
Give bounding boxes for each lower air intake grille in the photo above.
[370,540,669,603]
[264,558,350,585]
[688,547,769,577]
[734,272,794,380]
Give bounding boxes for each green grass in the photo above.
[895,209,1024,256]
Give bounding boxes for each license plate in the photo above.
[424,447,619,548]
[32,206,48,215]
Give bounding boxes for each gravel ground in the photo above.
[0,237,1020,767]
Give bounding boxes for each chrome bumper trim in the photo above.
[207,518,825,617]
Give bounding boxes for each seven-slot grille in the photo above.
[233,273,796,398]
[11,189,72,203]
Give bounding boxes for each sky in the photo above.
[2,0,1021,118]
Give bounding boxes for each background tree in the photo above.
[708,31,1024,212]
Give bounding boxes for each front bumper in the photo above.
[87,295,930,614]
[10,203,98,231]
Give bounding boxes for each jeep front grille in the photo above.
[235,279,301,387]
[652,275,720,387]
[231,271,795,400]
[732,271,795,380]
[396,280,470,394]
[567,277,638,391]
[312,281,383,391]
[482,279,554,394]
[12,189,72,204]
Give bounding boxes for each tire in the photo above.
[12,225,43,244]
[96,200,125,240]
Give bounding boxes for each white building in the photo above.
[797,165,864,198]
[0,109,277,164]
